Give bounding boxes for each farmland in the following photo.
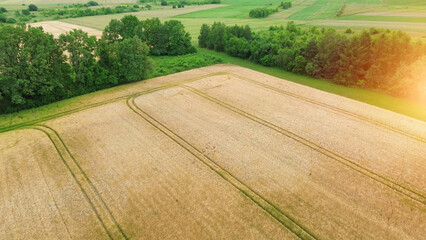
[1,0,426,239]
[1,65,425,239]
[3,0,424,41]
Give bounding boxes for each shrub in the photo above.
[161,1,168,6]
[22,9,30,15]
[0,7,7,13]
[0,14,6,23]
[249,8,273,18]
[6,18,17,23]
[28,4,38,12]
[280,2,292,9]
[86,1,99,7]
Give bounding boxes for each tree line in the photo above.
[249,8,278,18]
[0,16,195,113]
[198,22,426,100]
[280,1,292,9]
[40,5,141,19]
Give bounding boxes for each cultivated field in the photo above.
[1,65,425,239]
[30,21,102,38]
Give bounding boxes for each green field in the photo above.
[339,15,426,22]
[176,0,283,18]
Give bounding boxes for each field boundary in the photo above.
[126,97,317,240]
[182,85,426,205]
[229,73,426,143]
[0,72,229,134]
[26,125,128,240]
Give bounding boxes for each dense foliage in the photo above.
[40,5,141,19]
[28,4,38,12]
[0,24,153,113]
[103,16,196,56]
[151,53,222,77]
[198,22,426,100]
[0,16,196,113]
[249,8,277,18]
[280,1,292,9]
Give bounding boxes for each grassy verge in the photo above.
[197,48,426,122]
[0,48,425,129]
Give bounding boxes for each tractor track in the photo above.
[26,125,128,240]
[126,97,317,240]
[182,85,426,205]
[0,72,229,134]
[228,73,426,144]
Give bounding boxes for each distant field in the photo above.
[1,65,425,239]
[175,0,283,18]
[339,15,426,23]
[289,0,331,20]
[289,0,384,20]
[0,0,134,4]
[60,5,228,30]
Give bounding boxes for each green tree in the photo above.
[207,22,226,51]
[59,29,98,92]
[28,4,38,12]
[334,31,372,86]
[276,48,295,71]
[292,55,307,74]
[120,15,140,39]
[165,20,195,55]
[0,25,68,112]
[316,29,348,79]
[198,23,210,48]
[22,9,30,15]
[225,37,250,58]
[141,17,168,55]
[6,18,17,23]
[103,19,123,42]
[118,36,153,82]
[96,39,120,86]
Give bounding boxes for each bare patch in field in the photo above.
[30,21,102,38]
[1,65,425,239]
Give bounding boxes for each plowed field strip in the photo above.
[229,73,426,143]
[182,86,426,205]
[26,125,127,240]
[0,72,228,134]
[126,97,317,240]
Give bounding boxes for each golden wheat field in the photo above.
[1,65,425,239]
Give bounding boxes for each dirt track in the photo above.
[0,65,425,239]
